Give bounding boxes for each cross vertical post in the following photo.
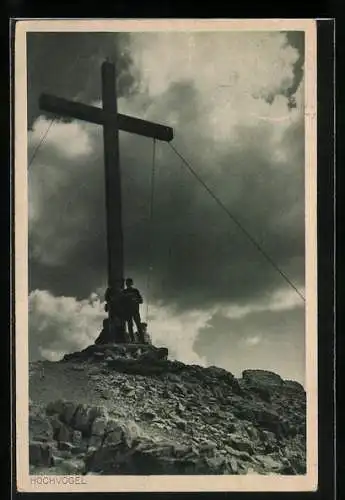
[38,60,174,346]
[101,61,125,342]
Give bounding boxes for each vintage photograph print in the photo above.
[15,19,317,492]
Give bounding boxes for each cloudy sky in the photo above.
[27,29,306,384]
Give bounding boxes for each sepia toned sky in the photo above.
[27,29,306,384]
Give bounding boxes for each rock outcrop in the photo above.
[29,344,306,476]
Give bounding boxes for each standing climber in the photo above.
[122,278,144,343]
[104,284,127,343]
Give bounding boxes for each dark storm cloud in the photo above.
[27,32,138,129]
[285,32,305,92]
[269,31,305,109]
[28,125,108,298]
[28,31,305,312]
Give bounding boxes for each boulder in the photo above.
[255,454,284,473]
[46,399,65,416]
[172,444,193,458]
[139,347,169,362]
[141,410,157,421]
[29,413,53,443]
[85,436,231,475]
[46,399,78,426]
[91,417,108,437]
[174,417,188,431]
[57,441,75,452]
[103,419,140,448]
[247,384,272,402]
[226,434,254,455]
[54,422,71,443]
[71,430,83,447]
[71,404,108,435]
[103,420,124,446]
[53,458,85,474]
[224,445,253,461]
[242,370,283,388]
[283,380,306,395]
[89,405,109,422]
[252,407,286,438]
[88,435,104,448]
[29,441,53,466]
[60,402,78,425]
[72,404,92,433]
[204,455,229,473]
[229,456,239,474]
[199,440,217,456]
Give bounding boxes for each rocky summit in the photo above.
[29,343,306,476]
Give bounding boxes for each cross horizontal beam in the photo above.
[39,93,174,142]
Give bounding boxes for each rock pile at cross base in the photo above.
[29,343,306,476]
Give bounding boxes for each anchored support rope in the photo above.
[168,141,306,303]
[28,117,56,167]
[145,138,157,321]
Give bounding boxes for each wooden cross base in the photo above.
[95,317,148,345]
[94,318,125,345]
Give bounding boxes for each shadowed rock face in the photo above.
[63,343,168,362]
[29,345,306,476]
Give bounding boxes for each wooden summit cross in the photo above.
[39,60,174,343]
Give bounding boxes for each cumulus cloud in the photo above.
[147,305,211,367]
[130,32,300,103]
[218,286,305,320]
[30,117,94,160]
[29,289,106,361]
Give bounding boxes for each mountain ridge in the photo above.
[29,342,306,476]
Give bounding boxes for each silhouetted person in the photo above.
[104,284,126,342]
[122,278,144,343]
[141,322,152,344]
